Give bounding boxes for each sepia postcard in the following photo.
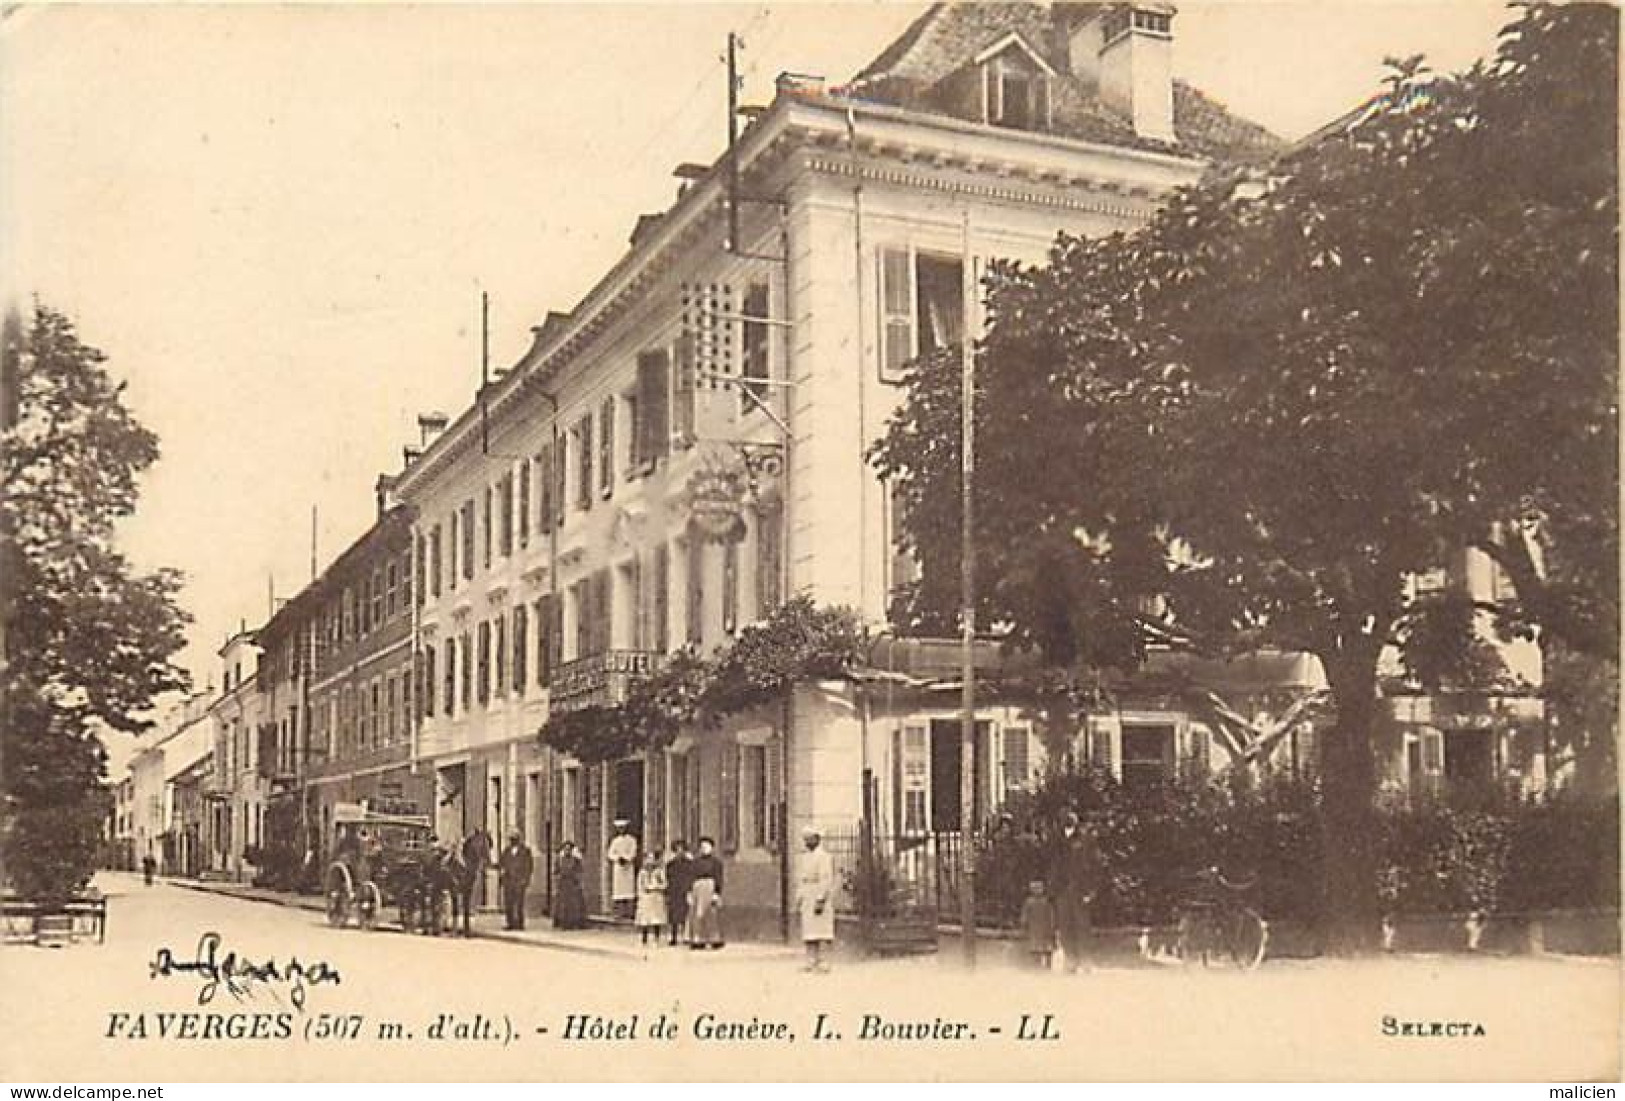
[0,0,1620,1084]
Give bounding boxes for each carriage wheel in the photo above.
[359,882,382,930]
[325,866,353,927]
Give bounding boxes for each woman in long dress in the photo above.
[553,841,588,930]
[634,853,668,945]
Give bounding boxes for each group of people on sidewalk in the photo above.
[556,821,726,949]
[403,827,538,936]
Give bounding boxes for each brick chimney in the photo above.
[1063,3,1177,143]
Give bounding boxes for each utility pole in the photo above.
[958,209,977,966]
[480,290,490,455]
[726,31,741,254]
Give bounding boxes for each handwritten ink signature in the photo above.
[148,931,341,1011]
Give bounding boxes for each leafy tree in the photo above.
[872,3,1615,951]
[1,304,191,897]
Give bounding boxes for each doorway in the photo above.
[928,720,990,833]
[613,758,645,839]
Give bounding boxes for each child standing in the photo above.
[635,851,668,946]
[1020,879,1057,970]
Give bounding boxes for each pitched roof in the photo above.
[846,1,1279,164]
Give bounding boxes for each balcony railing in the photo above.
[551,649,664,714]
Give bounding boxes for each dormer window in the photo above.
[973,33,1056,132]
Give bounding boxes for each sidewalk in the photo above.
[166,876,799,963]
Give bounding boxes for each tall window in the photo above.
[553,435,569,527]
[740,282,770,412]
[460,630,473,713]
[494,615,508,698]
[423,644,437,718]
[512,605,528,691]
[386,561,399,619]
[461,500,475,580]
[572,581,591,661]
[1002,726,1031,794]
[535,595,554,689]
[499,472,514,557]
[477,620,492,705]
[415,535,427,608]
[635,349,671,469]
[756,506,783,616]
[517,463,531,547]
[575,416,594,511]
[651,543,670,652]
[537,445,554,535]
[482,486,494,569]
[1121,724,1176,790]
[722,540,739,635]
[878,249,964,383]
[685,539,704,646]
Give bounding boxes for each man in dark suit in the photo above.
[1049,810,1104,973]
[498,832,534,930]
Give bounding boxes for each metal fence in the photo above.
[822,824,972,924]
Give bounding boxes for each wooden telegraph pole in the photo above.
[958,209,977,966]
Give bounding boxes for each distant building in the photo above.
[206,628,264,879]
[127,689,217,875]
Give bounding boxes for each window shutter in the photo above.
[1003,726,1030,793]
[577,416,594,511]
[1091,720,1115,775]
[483,486,493,568]
[462,500,475,579]
[721,741,740,853]
[596,570,613,655]
[629,553,645,650]
[673,333,696,447]
[443,637,456,715]
[637,349,671,465]
[879,248,914,382]
[765,735,783,854]
[494,615,507,699]
[598,397,615,499]
[460,630,473,713]
[477,621,491,705]
[512,605,527,691]
[652,543,669,652]
[647,749,666,853]
[518,462,531,545]
[553,438,568,528]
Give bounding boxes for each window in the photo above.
[461,500,475,580]
[518,462,531,548]
[739,742,767,849]
[423,644,437,718]
[431,524,443,598]
[477,621,492,705]
[984,57,1049,130]
[720,742,739,853]
[369,681,381,748]
[740,282,770,412]
[575,416,594,511]
[512,605,528,691]
[401,550,413,609]
[535,595,555,689]
[878,249,963,382]
[888,482,921,602]
[385,674,397,745]
[618,558,642,650]
[553,435,569,527]
[483,486,494,569]
[722,539,739,635]
[674,334,696,446]
[460,630,473,713]
[1121,724,1176,789]
[898,725,928,835]
[651,543,669,652]
[592,570,612,655]
[499,472,514,558]
[685,539,705,646]
[1002,726,1031,794]
[537,446,554,536]
[621,391,640,479]
[571,581,591,661]
[635,349,671,467]
[755,506,782,616]
[599,397,615,499]
[386,561,399,619]
[415,535,426,608]
[494,615,507,699]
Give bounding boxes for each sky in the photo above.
[1,1,1513,736]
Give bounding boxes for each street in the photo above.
[1,872,1616,1082]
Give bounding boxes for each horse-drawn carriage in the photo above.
[324,800,435,930]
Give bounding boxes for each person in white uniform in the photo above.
[797,826,836,972]
[606,818,639,921]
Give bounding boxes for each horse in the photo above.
[444,847,477,937]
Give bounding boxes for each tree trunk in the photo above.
[1318,647,1383,955]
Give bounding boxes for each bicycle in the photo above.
[1175,866,1269,970]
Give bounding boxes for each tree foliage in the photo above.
[2,304,191,897]
[538,597,867,764]
[870,3,1616,949]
